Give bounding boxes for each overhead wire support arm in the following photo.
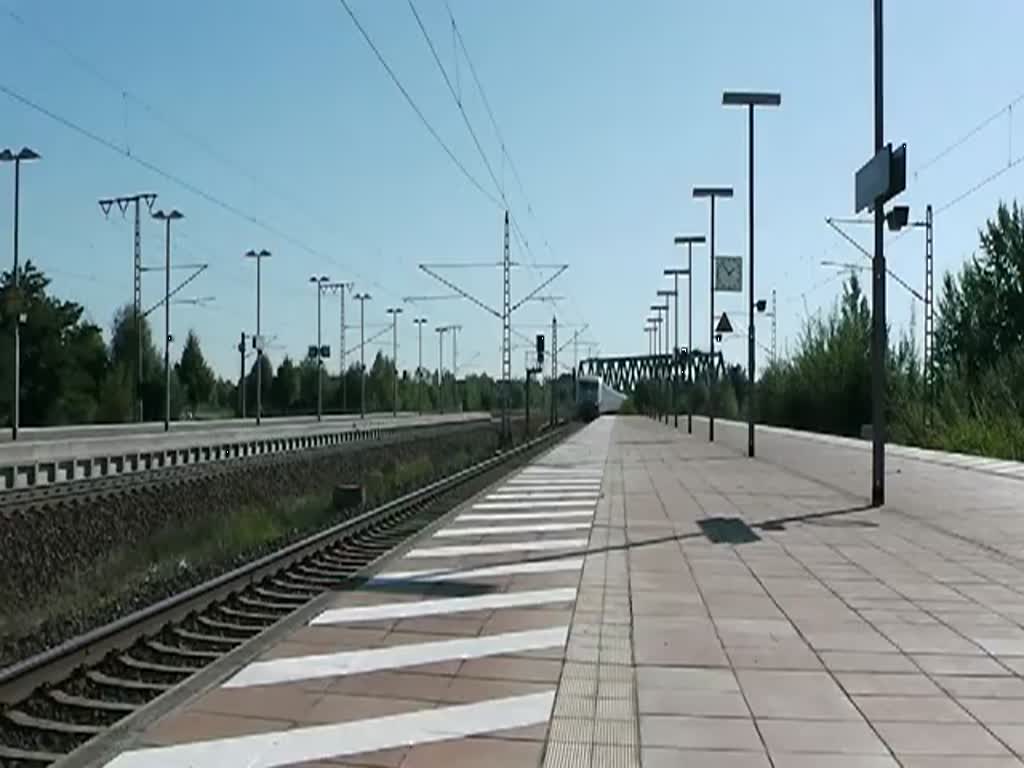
[418,265,501,318]
[824,217,924,302]
[512,265,568,311]
[142,264,208,318]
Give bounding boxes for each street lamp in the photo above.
[309,275,329,421]
[386,307,403,418]
[353,292,371,418]
[657,289,676,423]
[693,186,734,442]
[245,249,271,425]
[649,306,666,420]
[723,90,781,458]
[152,209,184,432]
[1,147,41,441]
[671,234,705,433]
[413,317,428,415]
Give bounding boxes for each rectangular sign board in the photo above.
[714,256,743,292]
[855,145,891,213]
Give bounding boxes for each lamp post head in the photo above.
[673,235,706,246]
[245,249,271,258]
[309,275,329,284]
[152,209,184,221]
[0,147,41,163]
[657,289,676,298]
[693,187,734,199]
[722,91,782,108]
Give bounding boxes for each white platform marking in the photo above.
[373,556,584,583]
[459,510,593,522]
[311,587,577,625]
[103,692,556,768]
[505,480,602,488]
[486,491,599,500]
[224,627,568,688]
[472,500,598,510]
[435,522,591,537]
[406,538,587,558]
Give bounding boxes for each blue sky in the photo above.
[1,1,1022,380]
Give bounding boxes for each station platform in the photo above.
[90,415,1024,767]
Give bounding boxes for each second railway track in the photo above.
[0,424,572,768]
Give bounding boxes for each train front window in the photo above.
[579,381,599,401]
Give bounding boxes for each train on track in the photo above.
[576,374,626,421]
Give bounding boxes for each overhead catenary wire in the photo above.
[337,0,501,209]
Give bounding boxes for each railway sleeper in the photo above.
[218,603,282,622]
[86,670,172,694]
[196,613,265,634]
[48,690,138,716]
[117,653,199,677]
[172,626,246,647]
[145,640,219,662]
[0,743,67,764]
[5,709,105,736]
[235,594,298,613]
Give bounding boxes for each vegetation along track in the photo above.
[0,424,574,767]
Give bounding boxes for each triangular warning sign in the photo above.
[716,312,733,334]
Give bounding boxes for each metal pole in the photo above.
[239,332,246,418]
[438,329,445,413]
[709,197,716,443]
[688,243,694,434]
[163,217,171,433]
[359,298,366,418]
[871,0,886,507]
[747,104,756,457]
[452,326,459,411]
[133,200,142,423]
[316,283,323,421]
[673,273,680,428]
[417,320,424,415]
[392,314,398,417]
[11,159,20,440]
[340,290,347,413]
[924,204,934,426]
[664,304,670,423]
[254,259,264,422]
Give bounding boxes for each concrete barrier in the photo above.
[0,413,492,491]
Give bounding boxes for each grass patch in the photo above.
[1,444,473,648]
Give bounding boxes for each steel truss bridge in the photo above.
[577,350,725,393]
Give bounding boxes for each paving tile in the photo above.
[821,652,918,673]
[935,674,1024,698]
[636,666,739,692]
[853,695,971,723]
[871,721,1012,755]
[896,758,1024,768]
[638,688,749,717]
[400,737,543,767]
[770,756,900,768]
[912,654,1011,676]
[143,710,293,746]
[639,715,763,750]
[758,718,887,754]
[959,697,1024,724]
[738,669,861,720]
[641,748,771,767]
[541,741,591,768]
[836,672,942,696]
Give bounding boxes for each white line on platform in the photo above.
[372,556,584,583]
[405,538,587,558]
[310,587,577,625]
[472,500,597,510]
[103,692,556,768]
[459,510,593,522]
[435,522,592,537]
[505,480,602,488]
[224,627,568,688]
[486,491,599,500]
[521,467,603,474]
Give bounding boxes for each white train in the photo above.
[576,375,627,420]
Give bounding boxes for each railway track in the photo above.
[0,424,571,767]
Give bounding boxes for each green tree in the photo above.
[109,303,164,421]
[271,356,299,413]
[0,261,109,426]
[176,330,215,413]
